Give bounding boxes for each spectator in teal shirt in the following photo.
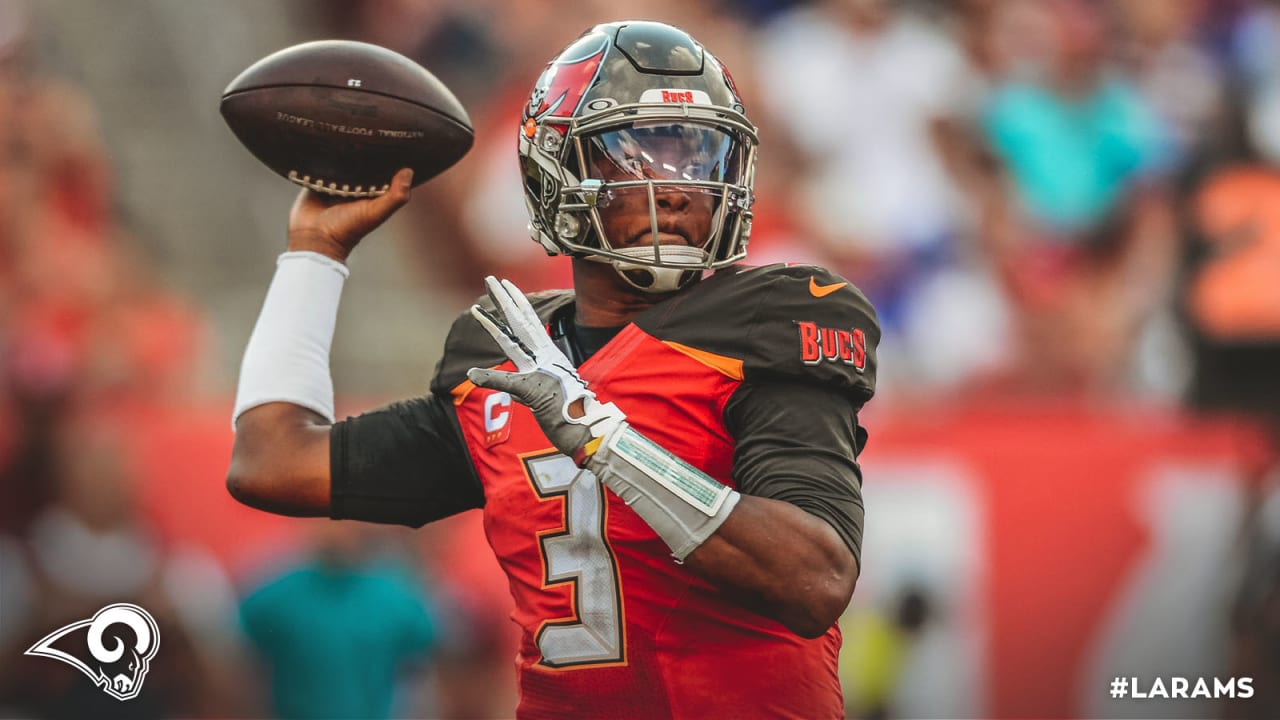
[240,522,437,720]
[982,76,1167,236]
[979,0,1169,239]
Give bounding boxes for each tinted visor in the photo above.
[583,122,744,184]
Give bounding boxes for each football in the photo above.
[220,40,473,197]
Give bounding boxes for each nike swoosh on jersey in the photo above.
[809,278,848,297]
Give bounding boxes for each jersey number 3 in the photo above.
[524,452,625,668]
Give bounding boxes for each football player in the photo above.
[228,20,879,719]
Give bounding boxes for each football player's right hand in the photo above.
[286,167,413,262]
[466,276,626,465]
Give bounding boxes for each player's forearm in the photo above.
[683,494,857,639]
[227,249,351,517]
[228,182,412,517]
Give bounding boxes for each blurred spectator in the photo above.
[757,0,970,269]
[7,79,204,402]
[1229,0,1280,145]
[980,0,1168,235]
[302,0,573,300]
[0,78,208,535]
[967,0,1177,395]
[1115,0,1225,169]
[0,413,243,719]
[840,584,934,720]
[1178,162,1280,419]
[239,520,439,720]
[411,516,520,719]
[1173,0,1280,453]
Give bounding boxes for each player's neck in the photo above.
[571,258,673,328]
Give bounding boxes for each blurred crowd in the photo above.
[0,0,1278,717]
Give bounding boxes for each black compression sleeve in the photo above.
[723,382,866,568]
[330,393,484,527]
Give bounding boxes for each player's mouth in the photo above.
[628,230,691,247]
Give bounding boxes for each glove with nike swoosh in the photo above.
[467,276,740,561]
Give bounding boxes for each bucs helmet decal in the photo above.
[524,33,608,130]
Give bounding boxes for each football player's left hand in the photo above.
[466,276,625,465]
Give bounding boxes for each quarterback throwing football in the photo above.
[228,20,879,719]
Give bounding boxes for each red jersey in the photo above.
[426,264,878,719]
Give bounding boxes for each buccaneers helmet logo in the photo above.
[524,33,607,124]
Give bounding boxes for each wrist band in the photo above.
[232,251,348,428]
[603,426,736,517]
[590,423,740,561]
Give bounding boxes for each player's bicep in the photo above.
[724,382,866,568]
[330,393,484,527]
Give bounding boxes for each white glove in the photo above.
[466,276,625,465]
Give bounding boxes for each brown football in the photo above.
[220,40,473,197]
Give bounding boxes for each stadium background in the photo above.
[0,0,1277,718]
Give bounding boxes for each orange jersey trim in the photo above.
[661,341,744,381]
[450,378,477,405]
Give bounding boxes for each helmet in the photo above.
[518,21,758,293]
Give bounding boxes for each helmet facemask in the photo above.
[567,114,755,292]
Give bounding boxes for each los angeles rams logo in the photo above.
[25,603,160,701]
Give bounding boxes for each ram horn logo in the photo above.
[25,603,160,701]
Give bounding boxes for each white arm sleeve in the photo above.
[232,251,348,427]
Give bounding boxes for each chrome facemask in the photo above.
[551,104,758,293]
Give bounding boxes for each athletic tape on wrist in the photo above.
[590,423,740,561]
[232,251,349,428]
[603,426,736,517]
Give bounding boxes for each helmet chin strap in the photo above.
[590,245,708,293]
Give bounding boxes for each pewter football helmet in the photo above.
[518,21,758,292]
